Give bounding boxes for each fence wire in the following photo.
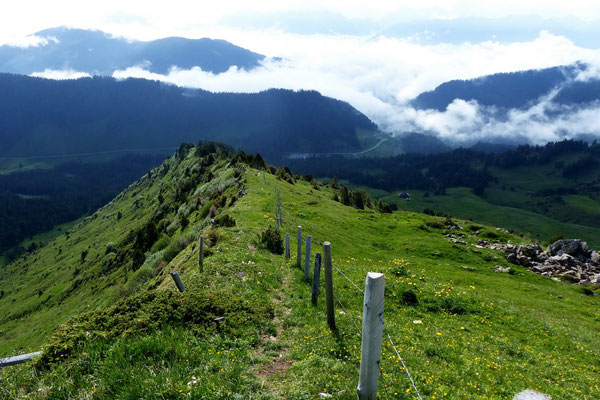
[332,264,364,295]
[331,262,424,400]
[332,291,362,337]
[383,322,424,400]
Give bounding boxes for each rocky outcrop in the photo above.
[476,239,600,285]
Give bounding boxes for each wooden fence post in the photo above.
[199,236,204,272]
[311,252,321,306]
[276,188,282,230]
[357,272,385,400]
[323,242,335,331]
[297,226,302,268]
[304,235,312,281]
[285,233,290,259]
[169,271,185,293]
[0,351,42,368]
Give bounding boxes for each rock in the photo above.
[512,389,552,400]
[495,265,514,274]
[591,251,600,264]
[506,253,518,265]
[547,239,590,258]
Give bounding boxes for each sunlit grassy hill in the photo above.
[1,142,599,399]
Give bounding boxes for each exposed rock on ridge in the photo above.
[478,239,600,285]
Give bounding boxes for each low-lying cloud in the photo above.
[43,29,600,145]
[393,95,600,145]
[6,34,58,48]
[31,69,91,80]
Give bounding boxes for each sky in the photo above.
[4,1,600,144]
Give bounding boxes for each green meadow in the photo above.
[1,145,599,399]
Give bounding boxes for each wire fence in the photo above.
[330,261,424,400]
[279,209,424,399]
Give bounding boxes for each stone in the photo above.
[512,389,552,400]
[506,253,518,265]
[591,251,600,264]
[495,265,513,274]
[548,239,589,257]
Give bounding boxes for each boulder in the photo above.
[591,251,600,264]
[513,389,552,400]
[547,239,590,258]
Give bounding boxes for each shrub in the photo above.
[206,230,219,248]
[105,242,116,255]
[259,225,284,255]
[150,236,170,254]
[199,200,213,219]
[399,288,419,305]
[165,220,179,236]
[162,235,189,263]
[215,214,236,227]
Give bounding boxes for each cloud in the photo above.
[391,93,600,145]
[30,69,91,80]
[5,35,59,48]
[108,30,600,144]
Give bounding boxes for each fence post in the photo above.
[199,236,204,272]
[323,242,335,331]
[304,235,312,281]
[297,226,302,268]
[0,351,42,368]
[276,188,282,230]
[285,233,290,259]
[312,252,321,306]
[357,272,385,400]
[170,271,185,293]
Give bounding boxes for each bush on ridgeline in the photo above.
[215,214,236,227]
[206,229,219,248]
[259,225,284,255]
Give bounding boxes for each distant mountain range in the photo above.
[412,66,567,111]
[400,63,600,149]
[411,64,597,111]
[0,74,377,158]
[0,27,266,75]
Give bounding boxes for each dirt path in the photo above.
[254,263,293,393]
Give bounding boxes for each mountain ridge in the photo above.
[0,27,266,75]
[0,73,378,159]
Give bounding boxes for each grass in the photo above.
[376,187,600,249]
[1,147,599,399]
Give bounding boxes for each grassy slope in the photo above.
[1,149,599,399]
[377,187,600,249]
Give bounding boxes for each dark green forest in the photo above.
[0,74,375,158]
[0,154,165,257]
[286,139,600,195]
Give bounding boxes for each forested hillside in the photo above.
[0,74,376,158]
[0,154,165,257]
